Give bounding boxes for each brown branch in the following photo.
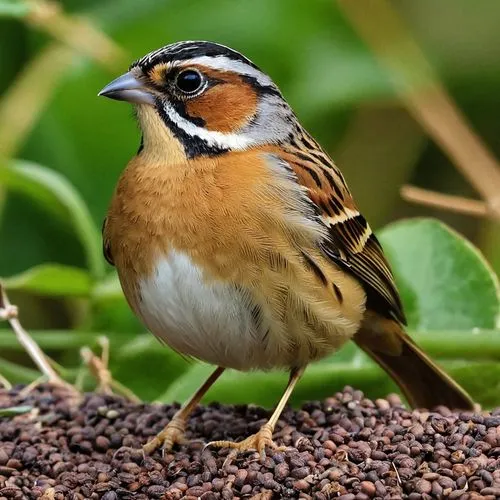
[337,0,500,220]
[401,185,490,219]
[0,282,78,395]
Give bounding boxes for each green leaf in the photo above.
[446,361,500,409]
[378,218,500,330]
[0,160,104,280]
[2,264,92,297]
[0,405,32,417]
[0,357,40,383]
[89,272,145,334]
[110,334,191,401]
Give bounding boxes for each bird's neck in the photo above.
[136,104,188,166]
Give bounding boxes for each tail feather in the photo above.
[354,313,475,410]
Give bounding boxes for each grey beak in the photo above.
[98,72,155,105]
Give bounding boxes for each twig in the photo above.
[0,282,77,394]
[18,375,46,397]
[401,185,490,219]
[81,337,140,403]
[0,372,12,390]
[81,341,113,395]
[109,379,141,404]
[337,0,500,220]
[391,461,402,486]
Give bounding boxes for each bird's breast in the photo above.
[135,249,271,370]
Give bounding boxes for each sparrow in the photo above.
[99,41,474,457]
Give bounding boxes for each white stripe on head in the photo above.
[163,94,294,151]
[182,56,275,88]
[164,102,256,150]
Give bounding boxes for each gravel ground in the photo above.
[0,385,499,499]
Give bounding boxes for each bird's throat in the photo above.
[136,105,188,164]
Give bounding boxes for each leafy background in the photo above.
[1,0,499,408]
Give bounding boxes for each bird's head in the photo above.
[99,41,296,158]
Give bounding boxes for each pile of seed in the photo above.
[0,385,499,499]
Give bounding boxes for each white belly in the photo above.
[137,250,268,371]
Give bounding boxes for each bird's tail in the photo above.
[354,312,475,410]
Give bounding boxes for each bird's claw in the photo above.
[142,416,187,456]
[205,423,287,462]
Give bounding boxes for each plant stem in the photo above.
[0,284,78,393]
[338,0,500,219]
[414,330,500,361]
[0,357,40,383]
[0,329,132,349]
[0,372,12,389]
[401,185,489,219]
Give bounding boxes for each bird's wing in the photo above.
[102,217,114,266]
[277,131,406,325]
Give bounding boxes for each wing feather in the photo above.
[278,130,406,325]
[102,217,114,266]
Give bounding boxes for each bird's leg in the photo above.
[207,366,304,460]
[143,366,225,455]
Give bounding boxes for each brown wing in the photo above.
[101,217,114,266]
[278,129,406,325]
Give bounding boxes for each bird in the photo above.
[98,40,474,457]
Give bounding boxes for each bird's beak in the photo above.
[98,71,155,105]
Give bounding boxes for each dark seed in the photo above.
[0,385,499,497]
[415,479,432,494]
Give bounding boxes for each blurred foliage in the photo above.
[0,0,500,408]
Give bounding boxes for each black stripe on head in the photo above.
[154,97,228,158]
[169,98,206,128]
[240,74,282,98]
[131,41,260,72]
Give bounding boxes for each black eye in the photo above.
[175,69,203,94]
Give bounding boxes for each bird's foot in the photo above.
[206,423,287,461]
[142,415,187,456]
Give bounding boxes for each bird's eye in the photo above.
[175,69,203,94]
